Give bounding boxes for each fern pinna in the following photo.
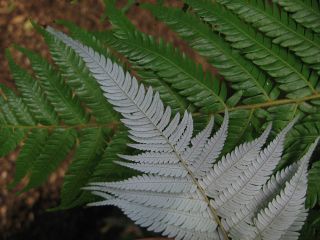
[2,0,320,239]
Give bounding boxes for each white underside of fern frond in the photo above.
[47,27,319,240]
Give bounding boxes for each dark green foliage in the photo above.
[307,161,320,208]
[59,128,107,209]
[9,129,49,188]
[218,0,320,75]
[90,126,135,182]
[37,24,117,124]
[143,3,279,105]
[6,50,58,125]
[23,128,76,191]
[2,1,320,237]
[300,209,320,240]
[98,1,228,113]
[16,46,88,125]
[272,0,320,35]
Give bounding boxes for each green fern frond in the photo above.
[16,46,88,125]
[6,50,58,125]
[97,2,228,113]
[273,0,320,34]
[58,19,187,111]
[0,83,34,125]
[143,3,279,104]
[307,160,320,208]
[37,25,116,124]
[171,1,319,99]
[59,127,107,209]
[4,25,122,192]
[142,3,283,153]
[9,129,49,188]
[216,0,320,75]
[23,128,76,191]
[49,24,319,239]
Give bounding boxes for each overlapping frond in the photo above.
[186,0,319,98]
[143,3,278,104]
[48,27,319,239]
[6,50,58,125]
[4,24,129,196]
[216,0,320,75]
[36,24,117,124]
[57,19,188,113]
[98,1,228,113]
[16,46,88,125]
[48,27,224,238]
[58,128,107,209]
[307,160,320,208]
[250,139,318,240]
[273,0,320,34]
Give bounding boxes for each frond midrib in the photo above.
[220,93,320,113]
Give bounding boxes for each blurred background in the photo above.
[0,0,199,239]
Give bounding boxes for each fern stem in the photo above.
[2,93,320,131]
[221,93,320,113]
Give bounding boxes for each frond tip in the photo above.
[47,27,319,240]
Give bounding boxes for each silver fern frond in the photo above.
[47,27,319,240]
